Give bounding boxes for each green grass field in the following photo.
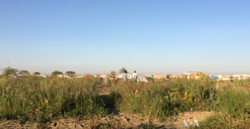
[0,75,250,128]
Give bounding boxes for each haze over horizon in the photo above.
[1,0,250,75]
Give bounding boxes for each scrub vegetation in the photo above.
[0,72,250,128]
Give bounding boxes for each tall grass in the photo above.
[1,75,250,128]
[0,77,106,122]
[198,86,250,128]
[233,79,250,87]
[109,75,217,121]
[109,77,250,127]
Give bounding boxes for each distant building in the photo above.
[221,75,231,81]
[216,75,223,80]
[209,75,218,80]
[100,75,106,78]
[233,74,250,80]
[182,71,205,80]
[117,73,132,79]
[39,74,47,78]
[77,75,84,78]
[58,74,70,78]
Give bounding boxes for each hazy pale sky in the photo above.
[1,0,250,75]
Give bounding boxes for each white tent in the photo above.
[137,74,148,83]
[233,74,250,80]
[117,73,148,82]
[117,73,133,79]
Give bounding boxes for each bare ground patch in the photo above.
[0,111,214,129]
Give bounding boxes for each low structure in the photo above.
[182,71,205,80]
[100,74,107,78]
[38,74,47,78]
[58,74,70,78]
[117,73,132,79]
[171,75,182,79]
[77,75,84,78]
[153,74,167,80]
[117,73,147,82]
[137,74,148,82]
[233,74,250,80]
[209,75,218,80]
[221,75,231,81]
[216,75,223,80]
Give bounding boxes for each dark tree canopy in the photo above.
[119,67,128,73]
[66,71,76,77]
[52,70,63,76]
[34,72,41,75]
[1,67,18,76]
[19,70,30,75]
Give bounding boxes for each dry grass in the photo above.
[0,75,250,128]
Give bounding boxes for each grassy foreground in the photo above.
[0,76,250,128]
[0,77,106,122]
[110,77,217,120]
[110,77,250,128]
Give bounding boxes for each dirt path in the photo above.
[0,111,214,129]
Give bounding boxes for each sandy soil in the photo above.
[0,111,214,129]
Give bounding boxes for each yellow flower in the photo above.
[44,98,49,104]
[165,96,168,99]
[135,89,139,97]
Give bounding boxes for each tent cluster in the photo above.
[182,71,205,80]
[211,74,250,81]
[117,73,148,82]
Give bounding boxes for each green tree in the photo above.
[19,70,30,75]
[1,67,18,76]
[52,70,63,76]
[34,72,41,75]
[119,67,128,73]
[65,71,76,77]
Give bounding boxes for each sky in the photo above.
[0,0,250,75]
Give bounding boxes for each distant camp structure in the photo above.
[182,71,206,80]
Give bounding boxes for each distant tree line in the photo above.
[51,70,76,77]
[66,71,76,77]
[1,67,76,77]
[1,67,18,76]
[34,72,40,75]
[19,70,29,75]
